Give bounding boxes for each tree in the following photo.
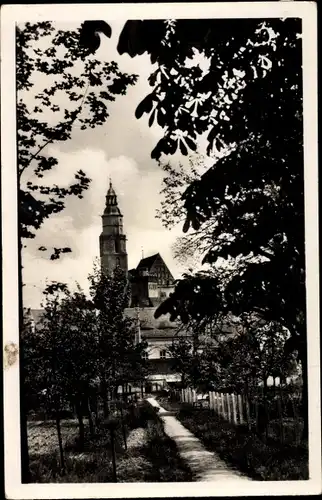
[17,21,137,257]
[113,18,307,437]
[23,282,99,454]
[88,264,148,412]
[167,336,194,388]
[18,22,137,479]
[23,267,148,459]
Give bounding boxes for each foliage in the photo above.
[168,314,298,394]
[17,21,137,257]
[211,317,299,393]
[114,18,305,344]
[23,284,98,417]
[114,19,306,393]
[88,264,148,394]
[23,264,147,445]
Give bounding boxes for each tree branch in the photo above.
[19,82,90,179]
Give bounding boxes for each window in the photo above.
[115,239,120,253]
[160,349,167,359]
[142,351,148,360]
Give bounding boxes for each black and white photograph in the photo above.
[1,2,320,498]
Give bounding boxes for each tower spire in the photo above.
[105,178,118,211]
[100,181,128,276]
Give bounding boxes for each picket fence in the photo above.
[180,388,246,425]
[178,386,303,445]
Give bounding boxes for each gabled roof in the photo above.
[125,307,177,330]
[136,252,174,280]
[136,253,160,271]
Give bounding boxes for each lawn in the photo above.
[157,399,308,481]
[27,402,193,482]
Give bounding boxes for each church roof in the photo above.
[142,328,190,339]
[124,307,177,330]
[136,253,160,271]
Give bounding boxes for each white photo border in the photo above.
[1,2,320,498]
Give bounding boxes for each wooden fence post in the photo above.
[231,394,237,425]
[221,393,226,420]
[215,392,219,414]
[217,393,222,417]
[237,394,244,424]
[212,392,215,412]
[220,393,224,418]
[226,394,232,422]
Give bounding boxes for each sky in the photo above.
[21,21,209,309]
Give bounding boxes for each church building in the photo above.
[99,180,185,391]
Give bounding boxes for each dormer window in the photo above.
[160,349,167,359]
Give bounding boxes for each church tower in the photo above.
[99,180,128,275]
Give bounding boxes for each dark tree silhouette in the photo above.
[115,18,307,437]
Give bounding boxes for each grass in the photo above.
[27,402,193,482]
[158,399,308,481]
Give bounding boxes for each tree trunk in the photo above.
[87,397,95,437]
[75,398,85,450]
[110,426,117,482]
[19,257,30,482]
[55,409,66,474]
[263,377,269,442]
[120,404,127,450]
[20,354,31,482]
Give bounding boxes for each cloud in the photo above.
[22,146,188,308]
[21,20,201,308]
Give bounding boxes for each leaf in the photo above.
[79,21,112,53]
[183,218,190,233]
[179,140,188,156]
[148,108,156,127]
[156,107,167,127]
[185,136,197,152]
[135,93,154,119]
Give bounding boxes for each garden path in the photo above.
[146,397,251,482]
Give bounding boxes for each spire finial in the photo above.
[109,176,112,188]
